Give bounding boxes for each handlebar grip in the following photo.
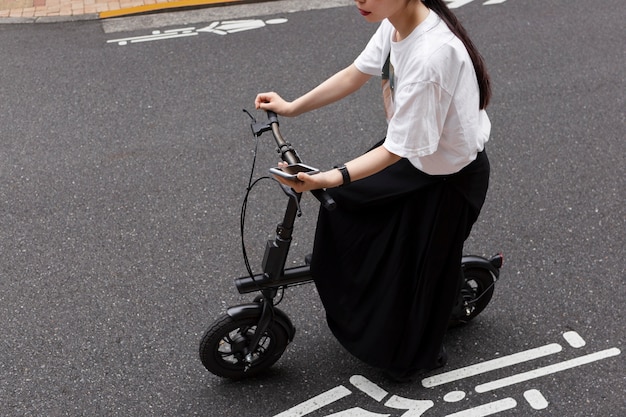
[266,110,279,124]
[311,189,337,211]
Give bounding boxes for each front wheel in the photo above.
[199,313,289,379]
[449,267,496,327]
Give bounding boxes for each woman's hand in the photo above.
[271,146,402,193]
[255,92,298,117]
[271,163,343,193]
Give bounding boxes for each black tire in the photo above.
[449,267,496,327]
[199,313,289,379]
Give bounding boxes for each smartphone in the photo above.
[269,163,320,180]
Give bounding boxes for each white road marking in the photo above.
[446,0,508,7]
[422,343,563,388]
[443,398,517,417]
[444,391,466,402]
[273,385,352,417]
[326,408,390,417]
[350,375,388,402]
[563,331,586,348]
[129,32,197,43]
[196,19,266,35]
[384,395,434,416]
[108,18,289,45]
[106,28,197,45]
[475,348,621,393]
[524,389,549,410]
[445,0,476,8]
[266,18,289,25]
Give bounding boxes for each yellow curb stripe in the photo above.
[99,0,241,19]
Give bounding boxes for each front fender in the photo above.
[461,254,501,280]
[227,303,296,342]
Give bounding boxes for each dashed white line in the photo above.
[563,331,586,348]
[422,343,563,388]
[443,398,517,417]
[524,389,549,410]
[475,348,621,393]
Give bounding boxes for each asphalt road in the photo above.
[1,0,624,416]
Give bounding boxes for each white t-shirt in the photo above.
[354,11,491,175]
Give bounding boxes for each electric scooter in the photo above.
[199,111,503,379]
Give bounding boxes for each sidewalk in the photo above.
[0,0,251,21]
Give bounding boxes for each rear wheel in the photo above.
[199,313,289,379]
[449,267,496,327]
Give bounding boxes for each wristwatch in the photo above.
[334,164,351,187]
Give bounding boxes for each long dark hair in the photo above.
[423,0,491,109]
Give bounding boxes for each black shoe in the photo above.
[384,368,427,383]
[384,347,448,383]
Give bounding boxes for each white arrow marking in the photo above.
[326,408,390,417]
[384,395,434,416]
[273,385,352,417]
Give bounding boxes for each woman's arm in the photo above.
[255,64,372,116]
[275,145,402,192]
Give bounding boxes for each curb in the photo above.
[0,0,254,24]
[0,13,98,23]
[99,0,239,19]
[0,0,350,24]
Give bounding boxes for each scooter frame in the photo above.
[199,111,503,379]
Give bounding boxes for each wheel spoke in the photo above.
[199,313,290,378]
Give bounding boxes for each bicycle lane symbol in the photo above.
[273,331,621,417]
[106,18,289,46]
[104,0,512,46]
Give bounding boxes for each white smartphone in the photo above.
[269,163,320,180]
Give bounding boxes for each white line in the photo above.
[563,331,586,348]
[273,385,352,417]
[163,27,195,33]
[106,31,197,44]
[384,395,434,415]
[444,398,517,417]
[422,343,563,388]
[475,348,621,393]
[130,33,198,43]
[446,0,477,9]
[196,22,219,32]
[349,375,388,402]
[326,408,390,417]
[524,389,549,410]
[107,34,160,43]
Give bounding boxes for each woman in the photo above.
[255,0,492,381]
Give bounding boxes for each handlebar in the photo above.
[259,111,336,211]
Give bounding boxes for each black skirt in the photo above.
[310,145,490,376]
